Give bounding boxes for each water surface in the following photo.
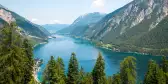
[33,35,162,81]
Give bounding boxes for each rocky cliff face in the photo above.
[57,0,168,55]
[83,0,168,44]
[0,9,15,24]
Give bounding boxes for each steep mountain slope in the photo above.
[0,4,50,39]
[58,0,168,55]
[136,16,168,49]
[84,0,168,45]
[57,12,106,34]
[42,24,69,33]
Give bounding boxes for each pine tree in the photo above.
[112,73,121,84]
[67,52,79,84]
[120,56,136,84]
[157,69,166,84]
[79,67,85,84]
[0,23,26,84]
[92,52,106,84]
[22,39,34,84]
[56,57,66,84]
[144,60,160,84]
[165,72,168,84]
[161,56,168,73]
[43,56,57,84]
[83,73,93,84]
[106,76,113,84]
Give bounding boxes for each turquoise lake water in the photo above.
[33,35,162,81]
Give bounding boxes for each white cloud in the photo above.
[49,20,61,24]
[91,0,105,8]
[31,18,38,22]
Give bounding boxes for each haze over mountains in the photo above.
[58,0,168,55]
[57,12,106,34]
[42,24,69,33]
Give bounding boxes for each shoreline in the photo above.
[66,35,163,57]
[33,58,43,83]
[33,42,48,48]
[33,40,47,83]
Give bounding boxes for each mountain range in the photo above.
[57,0,168,55]
[57,12,106,35]
[42,24,69,33]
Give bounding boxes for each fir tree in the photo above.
[161,56,168,73]
[144,60,160,84]
[56,57,66,84]
[112,73,121,84]
[106,76,113,84]
[165,72,168,84]
[43,56,57,84]
[0,23,26,84]
[22,39,34,84]
[83,73,93,84]
[157,69,166,84]
[79,67,85,84]
[92,52,106,84]
[120,56,136,84]
[67,52,79,84]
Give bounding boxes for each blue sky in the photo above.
[1,0,133,24]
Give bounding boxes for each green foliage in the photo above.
[161,56,168,73]
[67,52,79,84]
[92,52,106,84]
[112,73,121,84]
[120,56,136,84]
[144,60,164,84]
[83,73,93,84]
[0,23,35,84]
[56,57,66,84]
[78,67,86,84]
[22,39,34,84]
[43,56,66,84]
[165,72,168,84]
[43,56,58,84]
[106,76,113,84]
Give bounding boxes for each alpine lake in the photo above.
[33,35,162,81]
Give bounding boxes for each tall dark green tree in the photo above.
[120,56,136,84]
[67,52,79,84]
[83,73,93,84]
[78,67,85,84]
[56,57,66,84]
[157,69,166,84]
[0,23,26,84]
[92,52,106,84]
[106,76,113,84]
[22,39,34,84]
[43,56,57,84]
[165,72,168,84]
[144,60,160,84]
[161,56,168,73]
[112,73,121,84]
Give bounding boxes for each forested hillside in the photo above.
[0,23,36,84]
